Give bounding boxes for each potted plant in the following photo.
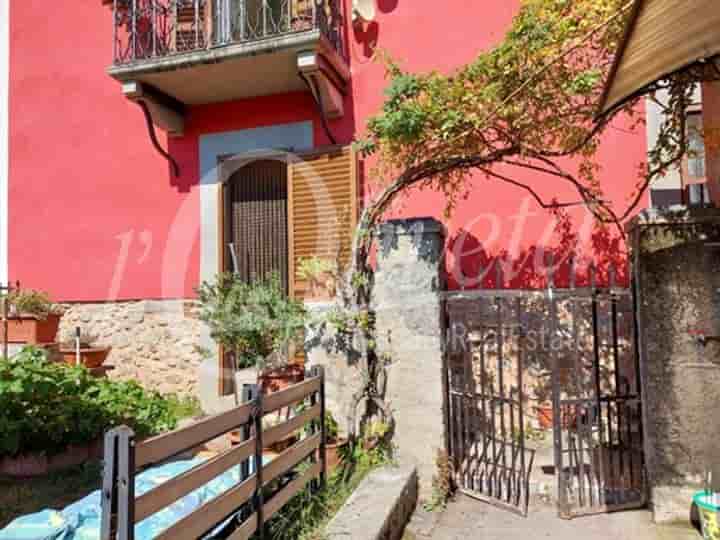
[58,329,111,369]
[532,377,554,430]
[197,272,308,397]
[295,256,337,301]
[1,288,62,344]
[262,411,299,454]
[323,411,349,471]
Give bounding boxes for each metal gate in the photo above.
[551,285,646,518]
[446,293,536,516]
[445,277,645,518]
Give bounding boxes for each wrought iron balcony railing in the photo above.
[112,0,346,65]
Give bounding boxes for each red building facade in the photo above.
[2,1,648,401]
[7,1,646,303]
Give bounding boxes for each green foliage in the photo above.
[262,467,359,540]
[322,306,373,337]
[295,257,334,283]
[164,393,203,421]
[196,273,308,369]
[0,347,180,458]
[6,289,58,319]
[360,0,634,193]
[262,433,393,540]
[350,0,696,283]
[324,411,339,443]
[423,449,454,512]
[363,419,390,442]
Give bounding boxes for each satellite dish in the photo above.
[352,0,376,23]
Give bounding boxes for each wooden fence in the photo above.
[100,366,326,540]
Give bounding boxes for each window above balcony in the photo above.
[107,0,349,110]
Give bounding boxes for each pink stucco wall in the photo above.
[8,1,646,301]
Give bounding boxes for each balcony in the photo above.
[107,0,349,131]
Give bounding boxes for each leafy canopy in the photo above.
[352,0,695,274]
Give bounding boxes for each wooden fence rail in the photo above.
[101,366,326,540]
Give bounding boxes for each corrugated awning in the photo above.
[599,0,720,115]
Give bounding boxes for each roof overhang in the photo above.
[599,0,720,115]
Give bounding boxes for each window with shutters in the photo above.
[219,145,358,299]
[288,146,358,300]
[217,146,357,395]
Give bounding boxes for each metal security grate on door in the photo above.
[226,160,289,292]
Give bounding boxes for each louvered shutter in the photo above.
[288,146,358,300]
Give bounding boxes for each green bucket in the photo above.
[694,492,720,540]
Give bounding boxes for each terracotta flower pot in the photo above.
[325,439,349,472]
[266,433,299,454]
[59,347,111,368]
[536,404,577,430]
[259,364,305,394]
[0,313,61,344]
[536,405,554,430]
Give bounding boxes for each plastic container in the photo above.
[694,491,720,540]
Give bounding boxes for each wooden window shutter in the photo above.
[288,146,358,300]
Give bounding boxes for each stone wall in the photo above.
[59,299,204,396]
[326,465,418,540]
[307,218,448,498]
[373,218,447,496]
[630,208,720,523]
[305,302,364,437]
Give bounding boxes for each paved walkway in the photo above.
[405,494,701,540]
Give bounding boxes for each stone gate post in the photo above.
[629,208,720,523]
[373,217,447,496]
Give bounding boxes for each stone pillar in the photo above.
[373,218,447,497]
[629,208,720,523]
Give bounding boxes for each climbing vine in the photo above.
[320,0,704,438]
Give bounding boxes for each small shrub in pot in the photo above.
[1,288,63,344]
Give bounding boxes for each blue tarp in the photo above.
[0,459,250,540]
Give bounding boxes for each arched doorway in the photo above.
[223,159,289,292]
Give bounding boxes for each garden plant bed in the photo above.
[0,440,103,477]
[0,348,198,484]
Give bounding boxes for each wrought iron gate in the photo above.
[446,294,536,516]
[446,279,646,518]
[551,286,646,518]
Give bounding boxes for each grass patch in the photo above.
[262,441,392,540]
[165,394,203,420]
[0,462,102,529]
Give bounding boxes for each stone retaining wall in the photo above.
[325,465,418,540]
[58,299,203,396]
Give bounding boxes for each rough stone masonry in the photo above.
[308,217,449,498]
[59,299,204,396]
[373,218,448,497]
[629,207,720,523]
